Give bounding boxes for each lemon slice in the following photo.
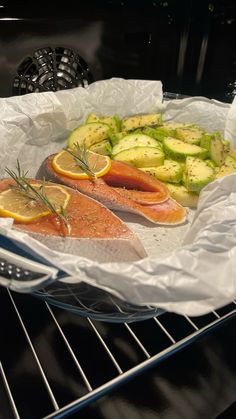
[52,149,111,179]
[0,184,70,222]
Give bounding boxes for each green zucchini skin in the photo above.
[140,160,183,184]
[67,122,111,149]
[184,157,215,193]
[163,138,208,161]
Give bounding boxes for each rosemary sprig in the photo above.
[64,142,98,178]
[5,160,69,233]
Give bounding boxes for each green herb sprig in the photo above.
[64,142,99,179]
[5,160,69,233]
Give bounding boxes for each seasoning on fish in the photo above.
[0,179,146,262]
[37,155,187,225]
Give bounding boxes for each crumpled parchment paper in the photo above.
[0,78,236,316]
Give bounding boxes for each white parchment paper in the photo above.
[0,78,236,316]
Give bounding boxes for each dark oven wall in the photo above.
[0,0,236,102]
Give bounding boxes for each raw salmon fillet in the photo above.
[37,156,186,225]
[0,179,146,262]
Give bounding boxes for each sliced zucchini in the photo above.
[199,133,211,150]
[67,122,111,149]
[175,127,205,145]
[223,139,230,154]
[122,113,162,131]
[205,159,217,169]
[142,127,164,142]
[163,137,208,161]
[109,131,128,146]
[229,148,236,161]
[184,156,215,193]
[86,112,100,123]
[113,146,164,168]
[200,132,225,166]
[89,140,112,156]
[165,183,199,208]
[140,160,183,183]
[162,122,193,130]
[215,155,236,179]
[112,134,160,156]
[86,113,121,133]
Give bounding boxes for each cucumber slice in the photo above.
[122,113,162,131]
[184,156,215,193]
[163,137,208,161]
[67,122,111,149]
[165,183,198,208]
[140,160,183,183]
[112,134,160,156]
[113,146,164,168]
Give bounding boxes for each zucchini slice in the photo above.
[140,160,183,183]
[86,113,121,133]
[113,146,164,168]
[112,134,160,156]
[165,183,199,208]
[215,155,236,179]
[122,113,162,131]
[89,140,112,156]
[228,148,236,160]
[67,122,111,149]
[163,137,208,161]
[175,127,205,145]
[184,156,215,193]
[200,132,226,166]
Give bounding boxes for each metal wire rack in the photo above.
[1,287,236,419]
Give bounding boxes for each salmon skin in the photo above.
[0,179,146,262]
[36,156,186,225]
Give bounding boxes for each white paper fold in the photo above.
[0,78,235,316]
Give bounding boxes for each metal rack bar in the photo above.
[42,304,236,419]
[7,291,59,411]
[66,287,124,374]
[0,362,20,419]
[112,301,151,358]
[1,289,236,419]
[152,317,176,344]
[87,318,123,375]
[45,302,93,392]
[123,323,151,358]
[212,310,220,319]
[184,315,199,331]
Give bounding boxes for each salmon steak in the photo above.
[0,179,146,262]
[36,156,186,225]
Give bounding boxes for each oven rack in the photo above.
[0,288,236,419]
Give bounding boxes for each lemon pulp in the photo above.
[52,149,111,179]
[0,183,70,222]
